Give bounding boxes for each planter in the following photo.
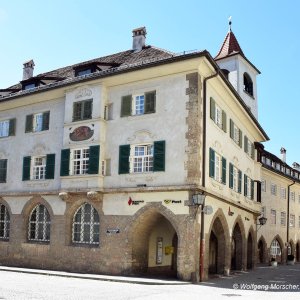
[287,260,295,265]
[270,261,278,267]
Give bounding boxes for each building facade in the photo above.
[0,25,296,282]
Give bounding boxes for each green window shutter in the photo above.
[121,95,132,117]
[22,156,31,181]
[230,119,234,139]
[251,180,254,200]
[244,174,248,196]
[119,145,130,174]
[144,91,156,114]
[244,136,248,153]
[154,140,166,172]
[83,100,93,119]
[210,97,216,121]
[221,157,226,185]
[251,143,255,159]
[222,110,227,132]
[9,118,16,136]
[239,129,243,148]
[25,114,33,133]
[209,148,215,178]
[229,163,233,189]
[88,145,100,174]
[0,159,7,183]
[45,154,55,179]
[60,149,70,176]
[42,111,50,131]
[238,170,242,193]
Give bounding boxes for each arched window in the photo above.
[221,69,230,80]
[28,204,51,242]
[0,204,10,240]
[243,73,253,96]
[72,203,100,245]
[270,239,281,256]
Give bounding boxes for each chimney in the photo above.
[280,147,286,163]
[23,59,35,80]
[132,27,147,52]
[292,162,300,171]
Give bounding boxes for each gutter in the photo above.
[287,180,295,256]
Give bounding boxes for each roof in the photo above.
[5,46,174,91]
[214,29,260,73]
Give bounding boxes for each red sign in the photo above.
[70,126,94,141]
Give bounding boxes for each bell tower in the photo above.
[215,18,260,119]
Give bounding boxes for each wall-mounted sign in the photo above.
[106,228,120,234]
[163,199,182,204]
[128,197,144,206]
[70,126,94,141]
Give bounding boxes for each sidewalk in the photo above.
[0,266,190,285]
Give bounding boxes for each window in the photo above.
[270,209,276,225]
[71,148,89,175]
[261,180,266,192]
[72,203,99,245]
[77,69,92,76]
[244,175,254,199]
[280,212,286,226]
[0,159,7,183]
[281,187,286,199]
[28,204,50,242]
[22,154,55,181]
[244,136,254,159]
[24,83,36,90]
[291,191,295,202]
[229,163,242,193]
[119,141,165,174]
[73,99,93,122]
[230,119,242,147]
[243,72,253,96]
[0,204,10,240]
[120,91,156,117]
[290,214,295,227]
[60,145,100,176]
[270,239,281,256]
[32,156,46,180]
[210,98,226,132]
[0,119,15,138]
[25,112,49,133]
[271,184,277,196]
[209,148,226,184]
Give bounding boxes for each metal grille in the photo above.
[0,204,10,240]
[72,203,100,245]
[28,204,51,242]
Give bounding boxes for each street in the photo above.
[0,264,299,300]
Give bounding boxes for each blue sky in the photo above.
[0,0,299,165]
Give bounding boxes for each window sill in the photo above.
[27,240,50,245]
[70,243,99,248]
[25,130,49,135]
[120,112,156,120]
[61,174,102,179]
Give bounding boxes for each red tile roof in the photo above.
[215,29,244,60]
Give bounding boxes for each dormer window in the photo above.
[243,72,253,96]
[77,69,92,77]
[24,83,36,90]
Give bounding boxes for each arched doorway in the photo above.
[257,238,266,263]
[296,242,300,262]
[131,209,178,278]
[289,240,295,256]
[270,238,283,263]
[208,217,227,275]
[231,223,243,271]
[247,232,254,269]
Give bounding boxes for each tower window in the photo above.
[221,69,229,80]
[243,73,253,96]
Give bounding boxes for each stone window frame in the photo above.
[270,209,276,225]
[280,212,286,226]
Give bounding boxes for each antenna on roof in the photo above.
[228,16,232,32]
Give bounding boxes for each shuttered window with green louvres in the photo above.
[0,159,7,183]
[209,148,226,184]
[210,97,226,132]
[120,95,132,117]
[45,154,55,179]
[244,174,254,199]
[25,112,50,133]
[229,163,242,193]
[230,119,242,147]
[60,146,100,176]
[244,135,255,159]
[22,156,31,181]
[144,91,156,114]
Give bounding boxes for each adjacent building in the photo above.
[0,24,297,281]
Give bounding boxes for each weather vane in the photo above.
[228,16,232,31]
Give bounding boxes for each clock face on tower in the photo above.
[69,126,94,141]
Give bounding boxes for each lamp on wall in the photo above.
[256,216,267,232]
[192,193,206,206]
